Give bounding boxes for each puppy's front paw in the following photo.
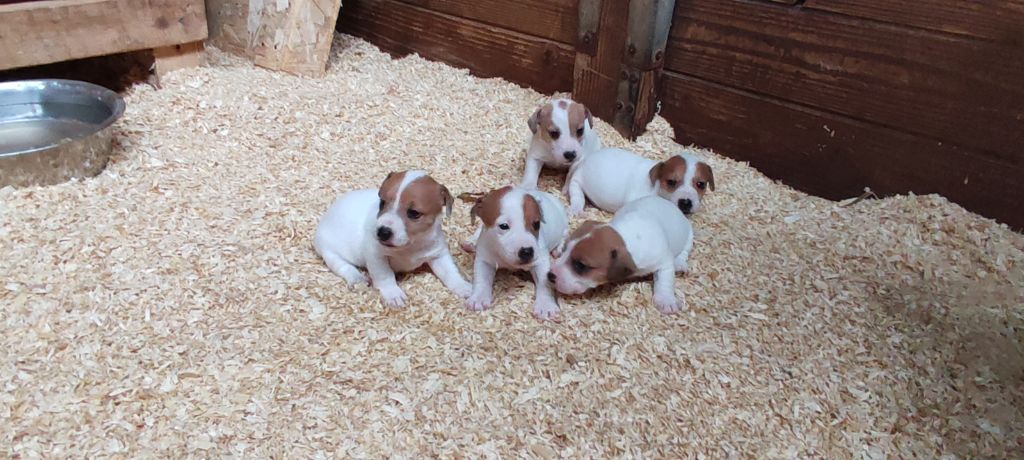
[569,201,585,217]
[451,279,473,299]
[380,286,408,309]
[532,298,560,321]
[459,240,477,253]
[654,292,682,315]
[465,292,493,311]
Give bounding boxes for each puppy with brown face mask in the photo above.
[465,186,569,320]
[547,196,694,314]
[313,170,472,308]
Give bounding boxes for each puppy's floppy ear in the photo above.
[439,184,454,217]
[607,249,636,283]
[648,161,665,186]
[470,197,484,224]
[528,108,542,134]
[585,106,594,129]
[706,164,716,192]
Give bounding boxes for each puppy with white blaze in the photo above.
[521,98,602,191]
[565,148,715,217]
[313,170,472,308]
[548,196,694,314]
[466,186,569,320]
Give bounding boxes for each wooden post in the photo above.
[573,0,675,140]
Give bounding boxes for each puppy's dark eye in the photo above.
[498,223,510,230]
[576,127,584,137]
[696,181,708,190]
[532,221,541,231]
[666,179,678,188]
[571,259,590,274]
[379,199,386,210]
[549,130,560,140]
[407,209,422,220]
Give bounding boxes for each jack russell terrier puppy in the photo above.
[313,170,472,308]
[466,186,569,320]
[521,98,602,191]
[565,148,715,217]
[548,195,693,314]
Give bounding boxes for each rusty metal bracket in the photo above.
[577,0,603,56]
[624,0,676,70]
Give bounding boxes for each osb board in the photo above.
[0,35,1022,457]
[0,0,208,71]
[205,0,342,76]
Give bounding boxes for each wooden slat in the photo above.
[337,0,575,94]
[0,0,208,71]
[396,0,577,44]
[665,0,1024,163]
[660,72,1024,229]
[804,0,1024,42]
[572,0,631,124]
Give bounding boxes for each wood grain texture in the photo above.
[338,0,575,94]
[396,0,578,44]
[660,72,1024,229]
[572,0,631,125]
[665,0,1024,162]
[804,0,1024,42]
[0,0,208,71]
[153,41,206,77]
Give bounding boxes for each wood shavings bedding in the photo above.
[1,34,1022,458]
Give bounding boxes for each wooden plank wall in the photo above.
[660,0,1024,228]
[336,0,578,95]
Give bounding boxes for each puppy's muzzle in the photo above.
[677,199,693,215]
[517,247,534,263]
[547,272,557,283]
[563,151,577,162]
[376,226,394,242]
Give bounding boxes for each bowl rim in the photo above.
[0,78,126,158]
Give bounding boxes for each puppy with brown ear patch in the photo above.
[313,170,472,308]
[521,98,602,191]
[548,196,694,314]
[466,186,569,320]
[565,148,715,217]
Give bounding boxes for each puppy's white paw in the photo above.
[451,279,473,299]
[674,259,689,273]
[465,292,493,311]
[459,240,477,253]
[569,202,585,218]
[345,272,370,287]
[380,286,408,309]
[532,299,560,321]
[654,293,682,315]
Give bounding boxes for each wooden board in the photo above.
[153,41,206,78]
[572,0,632,125]
[396,0,578,44]
[665,0,1024,162]
[337,0,575,94]
[804,0,1024,42]
[205,0,342,76]
[0,0,208,71]
[660,71,1024,229]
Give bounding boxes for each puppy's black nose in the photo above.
[563,151,577,161]
[518,247,534,263]
[376,226,393,242]
[678,199,693,215]
[547,272,557,283]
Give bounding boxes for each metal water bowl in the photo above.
[0,79,125,187]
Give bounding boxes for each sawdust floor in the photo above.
[2,35,1023,458]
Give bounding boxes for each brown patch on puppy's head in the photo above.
[648,155,689,192]
[569,226,638,284]
[528,103,554,136]
[470,186,513,227]
[567,102,594,138]
[377,171,406,212]
[523,194,543,237]
[398,174,452,236]
[693,161,716,196]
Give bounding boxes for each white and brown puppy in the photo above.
[548,196,693,314]
[521,98,602,191]
[466,186,569,320]
[565,148,715,216]
[313,170,472,307]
